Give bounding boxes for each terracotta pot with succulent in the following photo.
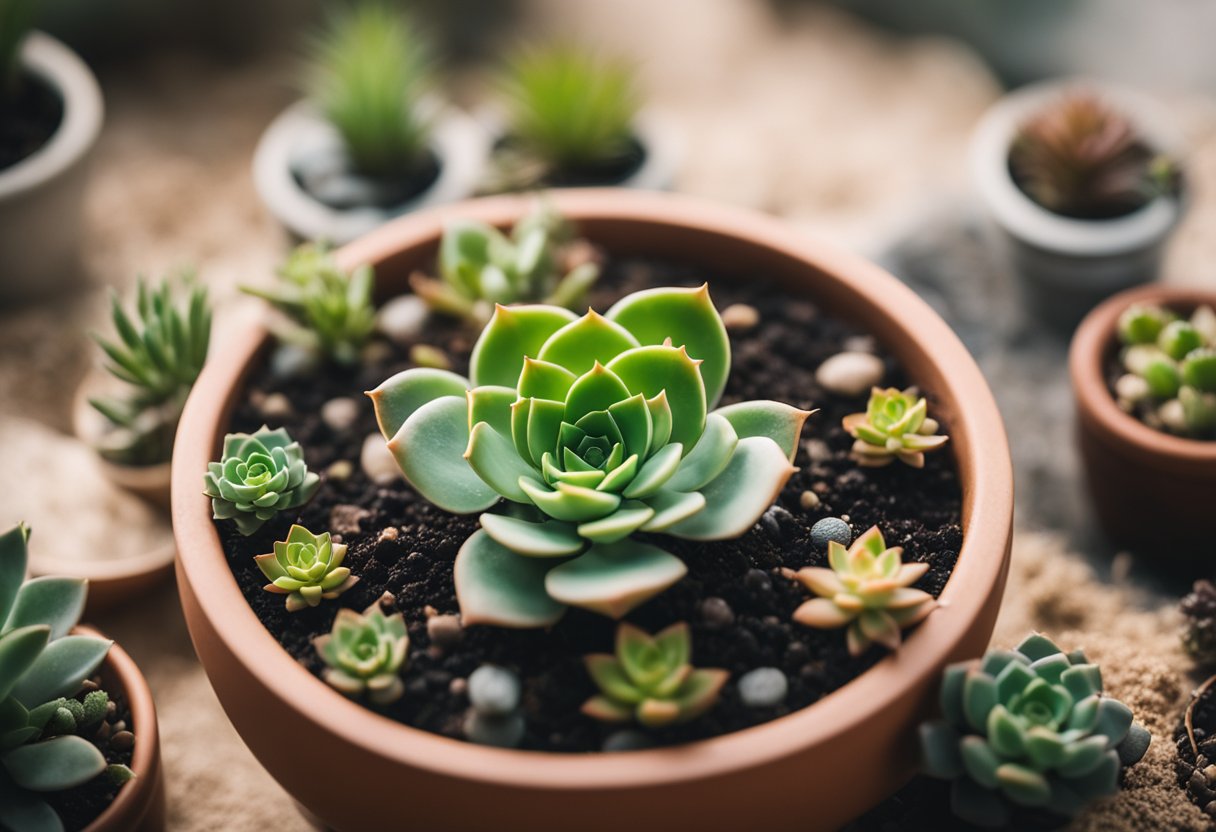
[172,190,1013,831]
[253,1,486,246]
[479,45,678,194]
[0,525,164,832]
[1071,284,1216,556]
[971,81,1184,331]
[0,0,103,304]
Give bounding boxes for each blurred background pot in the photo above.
[76,625,165,832]
[253,100,488,246]
[0,32,103,304]
[172,191,1013,832]
[970,80,1183,332]
[1071,284,1216,559]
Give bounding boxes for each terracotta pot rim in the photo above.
[173,189,1013,791]
[1070,284,1216,468]
[74,625,161,832]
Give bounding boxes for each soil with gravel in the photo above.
[217,254,964,752]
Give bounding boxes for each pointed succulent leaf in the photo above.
[577,502,656,544]
[545,540,686,618]
[465,423,538,504]
[672,668,730,721]
[645,391,673,456]
[367,368,470,441]
[584,655,643,704]
[1060,664,1103,701]
[517,358,577,401]
[479,513,584,558]
[668,437,795,540]
[2,736,107,792]
[467,386,517,438]
[607,344,707,449]
[470,304,578,388]
[0,525,30,629]
[606,394,652,460]
[581,695,634,723]
[537,310,641,376]
[1016,633,1063,662]
[1090,697,1133,746]
[605,284,731,407]
[712,401,811,463]
[665,413,738,493]
[563,363,632,423]
[5,579,87,642]
[519,478,620,523]
[640,490,706,532]
[454,531,566,627]
[0,627,50,702]
[959,735,1001,788]
[525,399,567,468]
[996,763,1051,807]
[963,671,998,734]
[11,636,112,707]
[388,396,499,514]
[621,442,684,499]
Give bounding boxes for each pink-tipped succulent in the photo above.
[582,622,728,728]
[843,387,948,469]
[790,525,937,656]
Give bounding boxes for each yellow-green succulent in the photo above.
[255,525,358,612]
[843,387,949,469]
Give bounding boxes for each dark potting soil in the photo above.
[492,134,647,188]
[0,72,64,172]
[292,149,441,211]
[1174,675,1216,820]
[218,256,964,752]
[43,679,136,832]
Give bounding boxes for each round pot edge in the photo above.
[1070,283,1216,470]
[172,189,1014,791]
[251,99,489,245]
[969,78,1183,259]
[74,625,164,832]
[0,32,103,201]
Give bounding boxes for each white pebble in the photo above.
[467,665,521,716]
[721,303,760,331]
[321,397,360,432]
[463,710,525,748]
[815,352,885,397]
[360,434,400,484]
[1159,398,1187,432]
[377,295,429,344]
[258,393,293,420]
[1114,374,1150,405]
[738,667,789,708]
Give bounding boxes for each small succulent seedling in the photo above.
[242,244,376,367]
[203,426,321,536]
[582,622,727,728]
[304,1,433,178]
[919,633,1150,828]
[1009,93,1179,220]
[789,525,936,656]
[368,285,810,627]
[409,201,601,324]
[37,691,109,738]
[255,525,358,612]
[89,275,211,466]
[0,525,125,832]
[843,387,948,468]
[487,45,641,191]
[1115,303,1216,437]
[314,594,409,705]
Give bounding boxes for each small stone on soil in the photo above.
[321,397,360,432]
[463,710,525,748]
[799,490,820,510]
[109,730,135,751]
[467,665,521,716]
[700,597,735,630]
[737,667,789,708]
[377,294,430,344]
[269,343,320,380]
[603,730,655,752]
[329,504,370,535]
[744,568,772,592]
[257,392,293,420]
[815,351,885,397]
[721,303,760,331]
[410,344,451,370]
[810,517,852,550]
[427,614,464,651]
[325,459,354,481]
[360,433,400,484]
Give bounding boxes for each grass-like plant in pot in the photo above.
[481,45,675,193]
[0,0,103,302]
[1071,284,1216,555]
[0,524,164,831]
[971,82,1184,330]
[171,191,1013,831]
[252,1,486,245]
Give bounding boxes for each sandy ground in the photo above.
[2,1,1215,829]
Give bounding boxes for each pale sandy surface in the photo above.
[1,2,1214,829]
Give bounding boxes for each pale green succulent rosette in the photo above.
[204,426,321,536]
[255,525,358,612]
[843,386,949,469]
[0,525,125,832]
[919,633,1151,828]
[314,597,409,705]
[368,285,810,627]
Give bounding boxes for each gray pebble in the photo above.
[738,667,789,708]
[258,392,293,420]
[321,397,360,432]
[760,505,794,538]
[602,730,655,752]
[360,433,400,484]
[467,665,521,716]
[743,568,772,592]
[109,730,135,751]
[700,597,735,630]
[269,343,320,379]
[1117,722,1151,766]
[377,295,430,345]
[427,614,464,651]
[810,517,852,550]
[462,710,525,748]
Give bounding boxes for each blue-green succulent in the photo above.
[204,426,321,536]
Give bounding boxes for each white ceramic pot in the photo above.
[970,80,1184,331]
[253,99,488,246]
[0,32,103,303]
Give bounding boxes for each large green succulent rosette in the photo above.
[368,285,810,627]
[919,633,1151,828]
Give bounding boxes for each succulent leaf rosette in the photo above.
[255,525,358,612]
[368,285,810,627]
[204,426,321,536]
[314,595,409,705]
[843,386,948,469]
[919,633,1151,828]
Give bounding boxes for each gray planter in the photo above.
[970,80,1184,331]
[253,100,488,246]
[0,33,103,304]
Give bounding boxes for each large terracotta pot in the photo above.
[1071,284,1216,556]
[172,191,1014,832]
[76,626,165,832]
